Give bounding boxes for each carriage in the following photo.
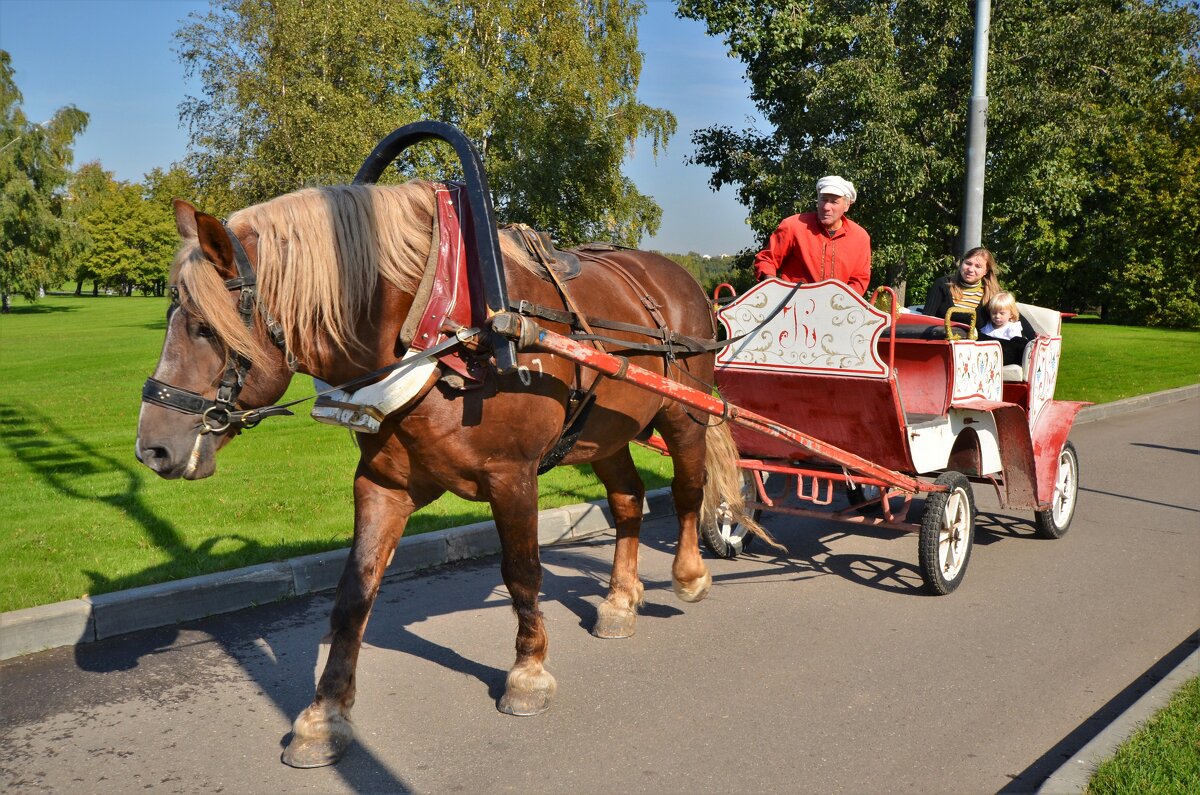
[135,121,1086,767]
[694,278,1085,594]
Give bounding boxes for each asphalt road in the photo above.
[2,399,1198,794]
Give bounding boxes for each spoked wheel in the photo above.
[700,471,767,559]
[1034,441,1079,539]
[918,471,975,595]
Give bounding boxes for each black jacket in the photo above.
[923,275,986,332]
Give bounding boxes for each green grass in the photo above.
[1,295,1196,612]
[1056,319,1200,404]
[1088,675,1200,794]
[0,293,670,612]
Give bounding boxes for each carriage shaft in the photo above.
[491,313,937,495]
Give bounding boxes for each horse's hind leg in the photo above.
[282,472,422,768]
[490,467,557,716]
[653,407,712,603]
[590,446,647,638]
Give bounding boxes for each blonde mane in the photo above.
[171,180,533,370]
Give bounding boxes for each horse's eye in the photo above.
[196,325,215,339]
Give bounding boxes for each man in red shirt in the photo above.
[752,175,872,295]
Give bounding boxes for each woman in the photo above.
[923,247,1001,333]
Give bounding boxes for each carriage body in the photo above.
[704,278,1086,593]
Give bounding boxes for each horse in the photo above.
[134,179,758,768]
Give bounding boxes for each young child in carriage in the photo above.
[980,291,1036,365]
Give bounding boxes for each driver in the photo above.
[752,175,872,295]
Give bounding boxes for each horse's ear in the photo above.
[173,199,199,239]
[194,211,238,280]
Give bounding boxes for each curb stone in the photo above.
[4,389,1197,660]
[1036,646,1200,794]
[1,386,1195,659]
[0,487,676,661]
[1072,382,1199,425]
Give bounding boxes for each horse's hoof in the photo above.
[281,734,350,768]
[498,666,556,716]
[592,604,637,638]
[672,568,712,603]
[498,688,552,716]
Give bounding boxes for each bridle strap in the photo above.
[142,376,295,431]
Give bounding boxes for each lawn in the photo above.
[1,294,1197,612]
[0,293,672,612]
[1055,319,1200,404]
[1088,675,1200,794]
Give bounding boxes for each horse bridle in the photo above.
[141,223,294,434]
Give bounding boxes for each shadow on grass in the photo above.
[0,401,311,598]
[0,399,413,788]
[2,303,76,315]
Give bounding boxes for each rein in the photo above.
[509,279,805,356]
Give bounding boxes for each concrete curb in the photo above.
[1036,647,1200,794]
[4,386,1197,661]
[0,488,676,661]
[1072,383,1200,425]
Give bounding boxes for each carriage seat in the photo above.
[1001,303,1062,382]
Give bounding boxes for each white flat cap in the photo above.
[816,175,856,203]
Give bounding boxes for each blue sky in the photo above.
[0,0,763,255]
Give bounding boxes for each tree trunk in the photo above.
[1,291,10,314]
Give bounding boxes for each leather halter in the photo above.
[141,224,293,433]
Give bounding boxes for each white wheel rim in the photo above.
[1051,451,1077,526]
[938,489,970,580]
[717,503,743,545]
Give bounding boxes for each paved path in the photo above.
[2,398,1198,793]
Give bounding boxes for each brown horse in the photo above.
[134,180,754,768]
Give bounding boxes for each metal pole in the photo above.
[961,0,991,254]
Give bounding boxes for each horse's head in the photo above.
[135,200,295,480]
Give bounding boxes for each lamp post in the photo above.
[960,0,991,254]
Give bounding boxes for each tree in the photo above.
[0,50,88,312]
[70,163,178,297]
[176,0,674,245]
[677,0,1199,323]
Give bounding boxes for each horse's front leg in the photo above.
[282,470,418,768]
[491,466,557,716]
[591,447,647,638]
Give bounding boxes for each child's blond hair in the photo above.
[989,291,1020,322]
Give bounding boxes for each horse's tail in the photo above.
[701,421,785,551]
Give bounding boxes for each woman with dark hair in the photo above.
[923,247,1002,332]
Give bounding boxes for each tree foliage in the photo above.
[0,50,88,312]
[177,0,674,245]
[69,163,178,296]
[677,0,1200,325]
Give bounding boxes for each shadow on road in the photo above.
[1000,628,1200,793]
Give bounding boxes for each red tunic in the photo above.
[752,212,872,295]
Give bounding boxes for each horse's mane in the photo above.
[171,180,532,370]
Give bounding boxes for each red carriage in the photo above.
[696,278,1085,593]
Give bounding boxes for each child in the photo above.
[980,292,1035,365]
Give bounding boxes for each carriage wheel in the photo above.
[700,471,766,559]
[1034,441,1079,540]
[918,471,975,595]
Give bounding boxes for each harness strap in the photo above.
[510,300,722,354]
